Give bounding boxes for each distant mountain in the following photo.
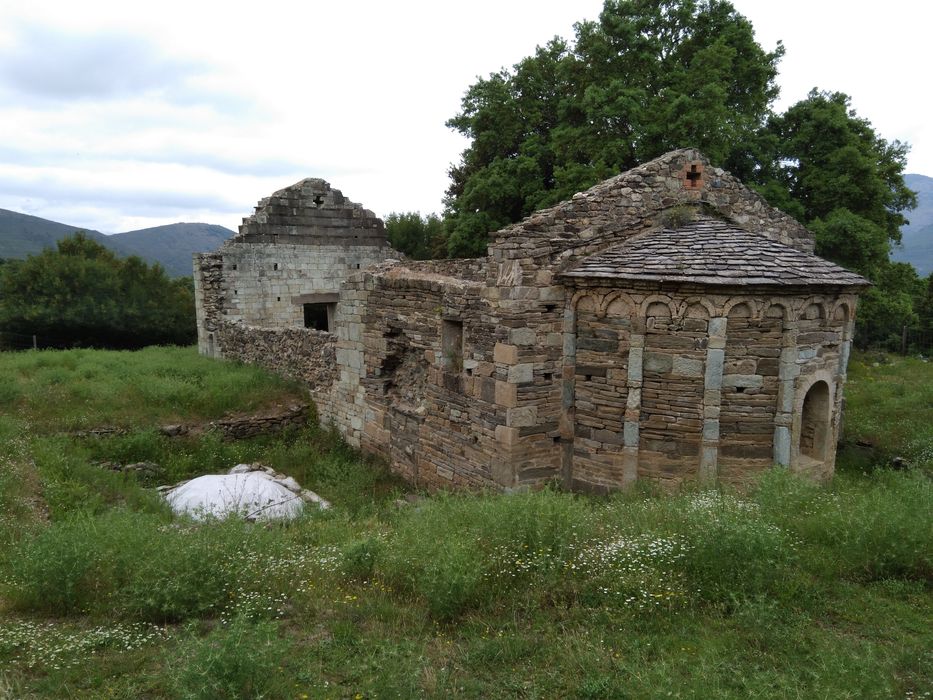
[0,209,235,276]
[892,174,933,276]
[0,209,109,258]
[106,223,235,277]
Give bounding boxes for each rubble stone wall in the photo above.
[214,320,337,411]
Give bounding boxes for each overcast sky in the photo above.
[0,0,929,234]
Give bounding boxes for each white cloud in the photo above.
[0,0,929,237]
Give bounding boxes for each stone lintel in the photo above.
[292,292,340,305]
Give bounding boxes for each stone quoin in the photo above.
[194,149,869,492]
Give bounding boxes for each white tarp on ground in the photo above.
[164,471,305,521]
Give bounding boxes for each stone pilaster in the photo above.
[560,305,576,487]
[621,333,644,485]
[700,317,727,480]
[773,321,799,466]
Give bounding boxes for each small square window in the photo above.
[441,319,464,372]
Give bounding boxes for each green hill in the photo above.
[0,209,235,276]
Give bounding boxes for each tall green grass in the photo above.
[1,348,930,698]
[842,352,933,468]
[0,346,306,432]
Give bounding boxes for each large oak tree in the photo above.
[444,0,783,257]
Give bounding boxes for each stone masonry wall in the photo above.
[214,320,337,412]
[556,283,858,491]
[195,151,862,494]
[193,177,395,358]
[215,242,392,328]
[321,262,509,490]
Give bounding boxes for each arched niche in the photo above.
[726,301,754,318]
[800,302,825,321]
[604,293,635,318]
[798,380,831,464]
[574,293,599,314]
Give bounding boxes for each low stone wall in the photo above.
[211,403,309,440]
[215,321,337,403]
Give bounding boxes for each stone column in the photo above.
[773,320,799,466]
[621,332,644,485]
[700,317,727,481]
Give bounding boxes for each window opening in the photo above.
[441,319,464,372]
[303,303,334,331]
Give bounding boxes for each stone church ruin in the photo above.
[194,149,868,492]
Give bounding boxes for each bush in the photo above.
[171,617,290,700]
[2,511,300,623]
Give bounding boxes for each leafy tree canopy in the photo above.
[444,0,783,256]
[757,90,916,277]
[442,0,922,350]
[0,232,195,349]
[385,212,446,260]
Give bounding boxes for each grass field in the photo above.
[0,347,930,699]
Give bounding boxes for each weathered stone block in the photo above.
[644,352,673,374]
[494,342,519,365]
[507,406,538,427]
[702,419,719,441]
[704,349,724,389]
[495,425,520,447]
[672,356,704,378]
[510,327,536,346]
[773,426,791,465]
[495,380,518,407]
[507,363,534,384]
[722,374,763,389]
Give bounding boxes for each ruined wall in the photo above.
[214,321,336,404]
[192,178,397,419]
[194,151,862,494]
[214,242,392,328]
[323,262,510,490]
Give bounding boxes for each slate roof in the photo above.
[561,218,869,287]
